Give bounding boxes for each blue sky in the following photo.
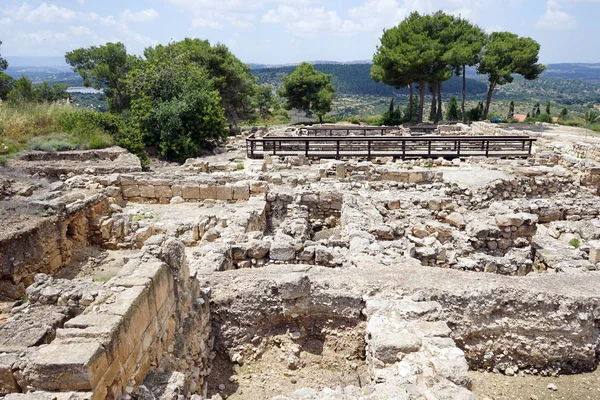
[0,0,599,65]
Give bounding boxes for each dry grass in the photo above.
[0,102,113,156]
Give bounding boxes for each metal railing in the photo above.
[246,135,536,160]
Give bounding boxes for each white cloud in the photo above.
[89,12,116,26]
[121,8,159,23]
[536,0,576,30]
[5,2,76,24]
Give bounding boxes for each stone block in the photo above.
[246,241,271,259]
[171,185,183,197]
[182,186,200,199]
[27,341,108,391]
[154,186,172,198]
[270,241,296,261]
[199,185,216,200]
[215,185,233,201]
[0,353,19,395]
[250,181,269,194]
[122,185,140,198]
[370,331,422,364]
[139,185,155,198]
[589,240,600,264]
[232,184,250,201]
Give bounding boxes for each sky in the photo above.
[0,0,599,66]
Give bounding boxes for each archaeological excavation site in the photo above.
[1,122,600,400]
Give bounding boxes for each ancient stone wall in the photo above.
[0,194,111,299]
[2,239,211,399]
[118,174,268,204]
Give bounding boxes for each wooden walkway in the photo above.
[246,135,536,160]
[305,126,398,136]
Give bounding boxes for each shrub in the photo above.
[569,238,581,248]
[29,137,77,151]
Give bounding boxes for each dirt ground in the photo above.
[470,368,600,400]
[207,328,368,400]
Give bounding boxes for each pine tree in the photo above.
[446,96,460,121]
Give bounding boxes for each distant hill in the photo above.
[543,63,600,83]
[252,63,489,96]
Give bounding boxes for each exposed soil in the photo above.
[470,368,600,400]
[207,328,368,400]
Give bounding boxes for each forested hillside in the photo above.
[252,63,600,107]
[253,63,489,96]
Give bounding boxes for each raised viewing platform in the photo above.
[246,134,536,160]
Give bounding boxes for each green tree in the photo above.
[255,84,276,118]
[0,40,7,72]
[127,50,228,162]
[559,107,568,121]
[372,11,457,123]
[443,19,487,123]
[508,101,515,118]
[279,62,335,123]
[478,32,545,119]
[584,110,599,124]
[467,101,484,121]
[0,72,14,100]
[546,101,551,115]
[144,39,257,129]
[382,98,403,125]
[446,96,460,121]
[533,102,541,117]
[65,42,137,112]
[7,76,35,103]
[35,81,68,103]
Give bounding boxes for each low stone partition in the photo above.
[467,213,538,255]
[4,239,211,399]
[328,162,443,184]
[8,147,142,178]
[118,174,268,204]
[475,175,579,203]
[0,194,111,299]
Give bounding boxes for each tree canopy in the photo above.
[279,62,335,123]
[65,42,137,112]
[478,32,545,119]
[144,39,257,128]
[0,40,7,72]
[127,47,228,162]
[372,11,544,123]
[372,11,457,123]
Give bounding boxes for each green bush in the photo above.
[569,238,581,248]
[29,137,77,151]
[556,120,582,127]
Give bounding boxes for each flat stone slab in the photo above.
[0,306,68,351]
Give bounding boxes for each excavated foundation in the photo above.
[2,124,600,399]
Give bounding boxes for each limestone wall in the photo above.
[0,194,111,299]
[118,174,268,204]
[6,240,211,399]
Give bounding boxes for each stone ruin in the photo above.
[1,123,600,399]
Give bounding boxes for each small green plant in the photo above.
[20,294,29,304]
[236,161,245,170]
[93,275,112,283]
[569,238,581,248]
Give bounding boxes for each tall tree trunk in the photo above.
[429,83,437,122]
[462,64,467,124]
[319,115,323,124]
[483,80,496,120]
[436,83,443,123]
[408,84,413,123]
[418,81,426,124]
